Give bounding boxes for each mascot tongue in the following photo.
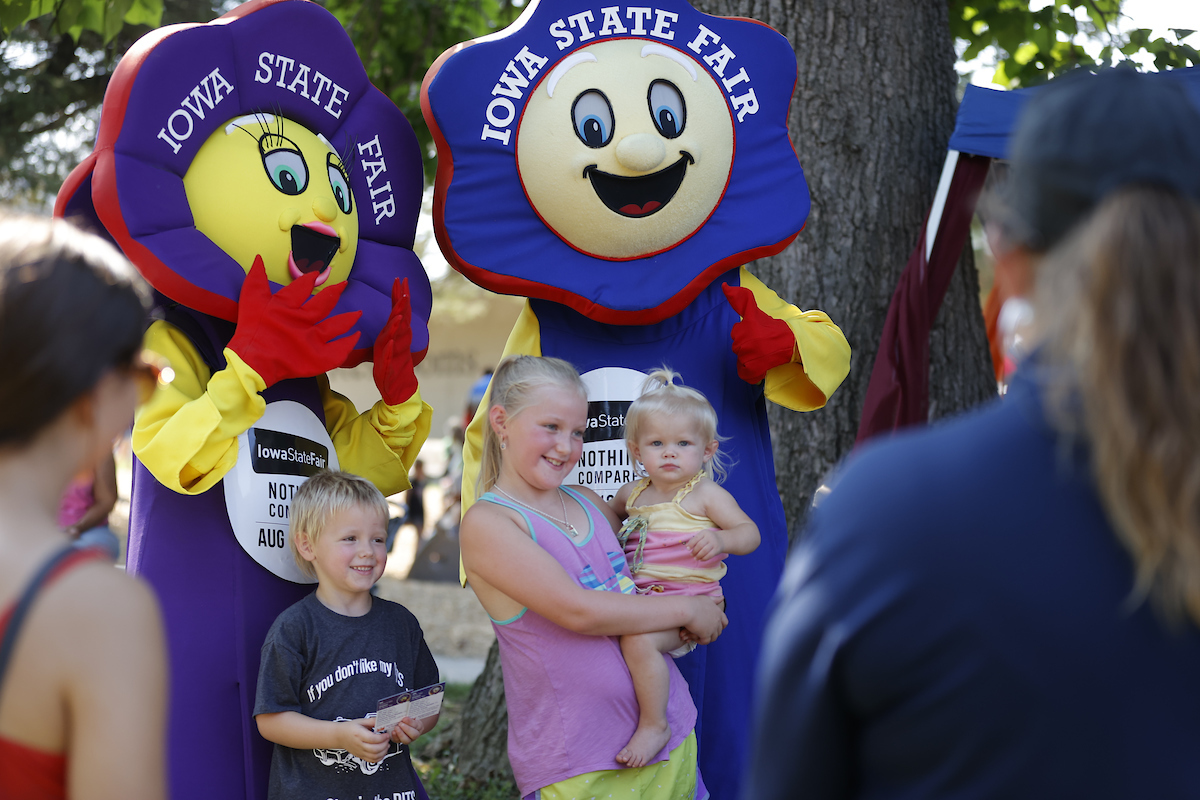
[290,223,339,275]
[620,201,662,216]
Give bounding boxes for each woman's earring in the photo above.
[500,439,507,450]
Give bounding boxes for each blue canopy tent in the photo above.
[858,66,1200,442]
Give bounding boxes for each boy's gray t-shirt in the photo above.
[255,592,440,800]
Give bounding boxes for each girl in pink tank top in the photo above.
[608,368,761,768]
[459,356,729,800]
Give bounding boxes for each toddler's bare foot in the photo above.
[615,721,671,768]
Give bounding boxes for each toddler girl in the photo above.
[609,368,760,767]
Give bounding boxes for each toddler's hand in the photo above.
[390,716,424,746]
[686,529,725,562]
[339,718,391,763]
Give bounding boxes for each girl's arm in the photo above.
[461,501,726,642]
[687,482,761,562]
[256,712,391,763]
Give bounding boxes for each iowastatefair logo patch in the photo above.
[571,366,648,500]
[225,400,339,584]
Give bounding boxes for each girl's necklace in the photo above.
[492,485,581,538]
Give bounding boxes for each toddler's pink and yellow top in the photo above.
[621,474,727,600]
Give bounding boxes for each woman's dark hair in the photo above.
[0,215,150,446]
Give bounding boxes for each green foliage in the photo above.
[0,0,218,208]
[0,0,163,43]
[951,0,1200,88]
[413,682,518,800]
[323,0,522,182]
[414,758,519,800]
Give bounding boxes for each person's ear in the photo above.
[489,405,508,438]
[294,531,317,564]
[67,385,99,429]
[987,224,1039,301]
[703,440,719,464]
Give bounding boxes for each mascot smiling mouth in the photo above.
[289,223,340,286]
[584,152,694,218]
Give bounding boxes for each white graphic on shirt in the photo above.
[311,717,404,775]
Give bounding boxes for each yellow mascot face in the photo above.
[183,113,360,290]
[516,39,735,260]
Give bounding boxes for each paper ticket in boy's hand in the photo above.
[373,683,445,733]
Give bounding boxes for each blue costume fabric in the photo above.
[748,369,1200,799]
[422,3,850,796]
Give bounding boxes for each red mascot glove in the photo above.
[722,283,797,385]
[373,278,419,405]
[227,257,361,388]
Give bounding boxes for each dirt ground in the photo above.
[374,576,495,660]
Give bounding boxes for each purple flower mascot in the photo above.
[56,1,433,797]
[421,0,851,796]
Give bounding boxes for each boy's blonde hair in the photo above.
[289,470,390,579]
[478,355,587,494]
[624,367,730,483]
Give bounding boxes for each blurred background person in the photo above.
[0,215,167,800]
[58,451,120,562]
[746,70,1200,800]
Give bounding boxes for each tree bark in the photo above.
[693,0,995,538]
[424,640,513,784]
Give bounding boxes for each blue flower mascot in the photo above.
[421,1,851,795]
[55,1,434,797]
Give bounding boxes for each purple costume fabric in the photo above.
[54,2,433,797]
[481,487,700,797]
[55,0,431,362]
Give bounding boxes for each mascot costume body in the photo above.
[55,1,433,797]
[422,1,850,796]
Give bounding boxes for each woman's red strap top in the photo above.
[0,547,108,800]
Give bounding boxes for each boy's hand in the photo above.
[390,716,424,746]
[339,718,391,763]
[686,529,725,562]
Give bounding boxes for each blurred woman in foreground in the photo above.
[747,71,1200,799]
[0,216,166,800]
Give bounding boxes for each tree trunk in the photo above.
[693,0,995,539]
[424,640,513,784]
[450,0,997,781]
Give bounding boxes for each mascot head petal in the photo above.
[422,0,808,325]
[56,0,431,364]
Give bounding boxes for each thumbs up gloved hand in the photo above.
[722,283,797,385]
[372,278,419,406]
[226,257,362,388]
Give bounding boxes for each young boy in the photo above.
[254,470,440,800]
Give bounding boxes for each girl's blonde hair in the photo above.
[1038,186,1200,627]
[478,355,587,494]
[289,469,390,579]
[624,368,729,483]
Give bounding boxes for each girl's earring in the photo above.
[500,439,507,450]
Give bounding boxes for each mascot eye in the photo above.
[261,146,309,195]
[648,80,686,139]
[327,155,353,214]
[572,90,614,148]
